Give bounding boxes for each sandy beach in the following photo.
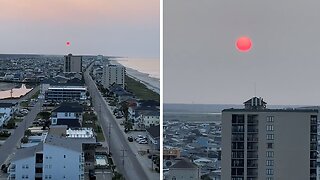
[112,60,160,94]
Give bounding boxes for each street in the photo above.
[0,98,42,166]
[84,66,155,180]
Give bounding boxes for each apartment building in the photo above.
[102,64,125,89]
[64,54,82,73]
[221,97,318,180]
[8,135,88,180]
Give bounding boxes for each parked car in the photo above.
[128,136,134,142]
[138,140,148,144]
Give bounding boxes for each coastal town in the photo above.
[163,110,221,180]
[0,54,160,180]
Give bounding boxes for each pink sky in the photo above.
[0,0,159,57]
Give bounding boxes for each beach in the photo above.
[112,59,160,94]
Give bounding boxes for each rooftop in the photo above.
[66,127,94,138]
[52,102,83,113]
[170,158,198,169]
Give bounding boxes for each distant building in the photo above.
[221,97,318,180]
[64,54,82,73]
[51,102,83,127]
[45,86,87,103]
[167,158,201,180]
[102,64,125,89]
[163,147,181,160]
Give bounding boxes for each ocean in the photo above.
[116,58,160,79]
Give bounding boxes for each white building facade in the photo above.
[102,64,125,89]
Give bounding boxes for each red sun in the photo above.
[66,41,71,46]
[236,36,252,52]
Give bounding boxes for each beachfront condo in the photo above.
[221,97,318,180]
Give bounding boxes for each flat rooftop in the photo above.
[222,108,318,113]
[66,127,94,138]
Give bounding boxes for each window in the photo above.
[266,169,274,175]
[65,112,68,117]
[266,160,274,166]
[266,125,274,131]
[64,155,66,158]
[266,151,274,157]
[267,143,273,149]
[266,134,274,140]
[267,178,273,180]
[266,116,274,122]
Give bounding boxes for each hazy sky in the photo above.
[0,0,159,58]
[164,0,320,105]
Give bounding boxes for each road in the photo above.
[84,66,152,180]
[0,99,42,165]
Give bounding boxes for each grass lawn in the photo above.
[13,118,23,123]
[30,90,40,99]
[125,75,159,101]
[20,101,29,107]
[96,131,105,142]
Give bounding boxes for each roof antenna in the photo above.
[254,82,256,97]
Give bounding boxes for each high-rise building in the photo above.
[102,64,125,89]
[221,97,318,180]
[64,54,82,73]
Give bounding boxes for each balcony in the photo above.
[35,163,43,168]
[35,173,43,178]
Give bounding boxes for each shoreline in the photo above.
[112,61,160,95]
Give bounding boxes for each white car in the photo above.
[138,140,148,144]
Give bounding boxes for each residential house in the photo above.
[146,125,160,150]
[51,102,83,127]
[167,158,201,180]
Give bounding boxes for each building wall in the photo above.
[51,112,82,125]
[64,56,82,73]
[142,115,160,128]
[9,156,35,180]
[168,168,200,180]
[102,65,125,89]
[43,144,84,180]
[222,110,316,180]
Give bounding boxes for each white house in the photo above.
[140,111,160,128]
[51,102,83,127]
[0,103,15,127]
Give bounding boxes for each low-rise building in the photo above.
[167,158,201,180]
[0,103,15,127]
[146,125,160,150]
[45,86,87,103]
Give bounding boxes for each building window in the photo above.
[266,125,274,131]
[267,143,273,149]
[64,155,66,158]
[266,160,274,166]
[267,177,273,180]
[266,169,274,175]
[266,116,274,122]
[266,134,274,140]
[266,151,274,157]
